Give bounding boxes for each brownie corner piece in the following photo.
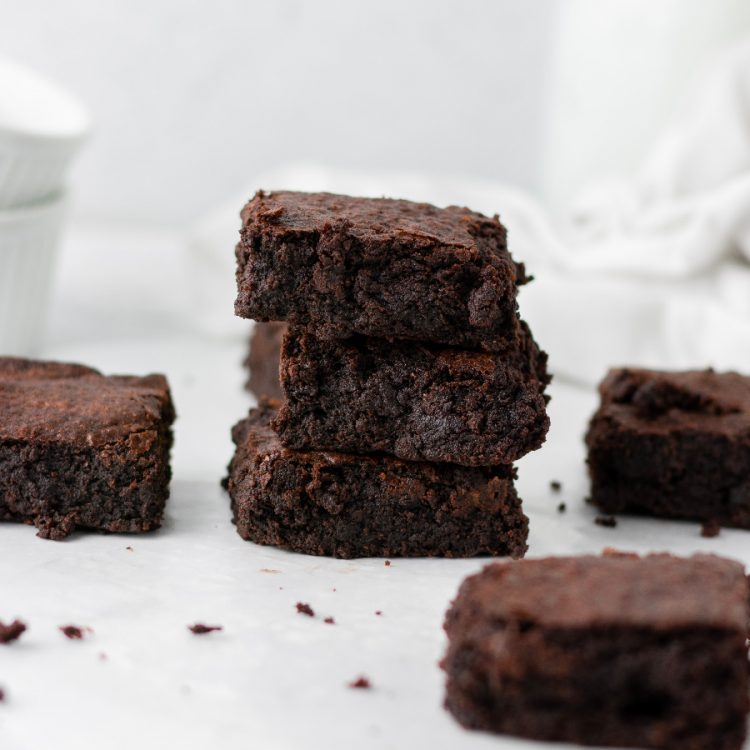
[586,367,750,528]
[0,357,175,539]
[226,401,528,559]
[234,190,528,351]
[442,553,750,750]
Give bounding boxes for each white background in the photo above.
[5,0,750,224]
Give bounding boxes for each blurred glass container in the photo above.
[0,60,89,355]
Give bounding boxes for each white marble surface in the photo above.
[1,226,748,750]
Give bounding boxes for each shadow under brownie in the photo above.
[226,401,528,559]
[235,190,530,352]
[586,368,750,528]
[0,357,175,539]
[442,553,750,750]
[274,323,550,467]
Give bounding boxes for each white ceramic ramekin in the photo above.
[0,60,90,209]
[0,194,67,356]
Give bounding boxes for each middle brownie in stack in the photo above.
[227,190,550,558]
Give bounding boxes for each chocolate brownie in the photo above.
[442,553,750,750]
[273,324,549,467]
[586,368,750,528]
[226,402,528,558]
[0,357,175,540]
[235,190,530,352]
[245,321,285,400]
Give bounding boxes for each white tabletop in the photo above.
[2,225,748,750]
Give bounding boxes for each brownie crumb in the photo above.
[375,610,382,616]
[701,520,721,538]
[602,547,638,558]
[348,676,372,689]
[550,480,562,492]
[188,623,223,635]
[595,515,618,528]
[59,625,86,640]
[557,502,566,513]
[384,560,391,567]
[0,620,26,644]
[126,546,133,551]
[0,688,5,702]
[324,617,335,625]
[296,603,315,617]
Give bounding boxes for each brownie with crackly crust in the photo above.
[245,321,285,400]
[0,357,175,540]
[226,401,528,559]
[586,368,750,528]
[273,324,549,467]
[442,553,750,750]
[235,190,530,352]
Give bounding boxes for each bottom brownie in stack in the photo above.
[225,401,528,559]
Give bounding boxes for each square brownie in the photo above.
[235,190,529,352]
[245,321,285,400]
[586,368,750,528]
[0,357,175,539]
[273,323,549,467]
[226,401,528,558]
[442,553,750,750]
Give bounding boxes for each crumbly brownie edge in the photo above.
[226,406,528,559]
[234,190,528,352]
[0,403,174,540]
[274,328,549,467]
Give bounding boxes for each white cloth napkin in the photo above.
[190,42,750,386]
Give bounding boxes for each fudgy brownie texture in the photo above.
[442,553,750,750]
[227,402,528,558]
[245,321,285,400]
[235,190,530,352]
[274,324,549,467]
[586,368,750,528]
[0,357,175,540]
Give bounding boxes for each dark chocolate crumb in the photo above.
[375,610,382,616]
[595,515,618,528]
[324,617,335,625]
[557,502,566,513]
[126,546,133,551]
[384,560,391,567]
[0,688,5,702]
[0,620,26,644]
[59,625,86,640]
[550,480,562,492]
[296,602,315,617]
[188,623,223,634]
[701,519,721,538]
[348,676,371,689]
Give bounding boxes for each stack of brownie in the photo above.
[226,190,550,559]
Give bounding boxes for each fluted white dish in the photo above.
[0,194,67,356]
[0,60,89,209]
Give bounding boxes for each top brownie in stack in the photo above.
[235,190,529,351]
